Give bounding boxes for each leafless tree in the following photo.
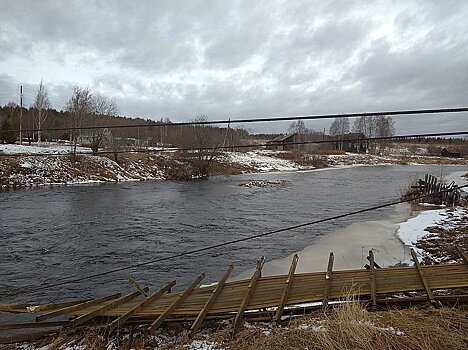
[288,120,308,134]
[66,87,93,156]
[352,116,374,137]
[191,115,223,178]
[329,117,350,150]
[353,115,394,153]
[33,80,50,144]
[372,115,395,153]
[89,94,119,155]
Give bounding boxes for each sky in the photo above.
[0,0,467,135]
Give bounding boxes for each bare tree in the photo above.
[288,120,308,134]
[89,94,119,155]
[33,80,50,144]
[352,116,374,137]
[329,117,350,150]
[372,115,395,153]
[66,87,93,156]
[191,115,223,178]
[372,115,395,137]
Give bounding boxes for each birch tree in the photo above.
[329,117,350,150]
[33,80,50,144]
[89,94,119,155]
[66,87,93,156]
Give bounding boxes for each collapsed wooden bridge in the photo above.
[1,248,467,344]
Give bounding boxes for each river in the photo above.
[0,164,465,308]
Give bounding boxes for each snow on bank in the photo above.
[397,209,446,253]
[222,150,300,172]
[0,143,90,154]
[396,207,466,256]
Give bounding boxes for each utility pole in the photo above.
[19,85,23,145]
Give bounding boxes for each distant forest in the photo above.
[0,103,249,149]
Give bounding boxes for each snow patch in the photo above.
[222,150,300,172]
[187,340,224,350]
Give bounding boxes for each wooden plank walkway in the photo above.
[2,249,467,337]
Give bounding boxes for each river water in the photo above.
[0,164,464,307]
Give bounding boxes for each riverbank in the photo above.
[2,172,467,349]
[1,144,467,190]
[233,169,467,279]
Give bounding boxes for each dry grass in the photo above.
[209,303,468,350]
[6,302,466,350]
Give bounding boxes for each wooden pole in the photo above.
[148,273,205,333]
[368,250,378,310]
[189,264,234,338]
[108,281,175,330]
[72,287,149,327]
[36,293,121,322]
[232,257,265,334]
[274,254,298,324]
[410,249,438,308]
[322,252,334,311]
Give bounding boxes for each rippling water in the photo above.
[0,164,462,306]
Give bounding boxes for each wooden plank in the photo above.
[36,293,121,322]
[456,247,468,265]
[410,249,438,308]
[0,299,92,314]
[108,281,175,330]
[71,287,149,326]
[0,321,69,330]
[368,250,378,310]
[232,257,265,334]
[274,254,298,324]
[0,330,59,344]
[148,273,205,333]
[322,252,334,311]
[129,277,148,297]
[189,264,234,338]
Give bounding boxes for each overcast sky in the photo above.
[0,0,467,134]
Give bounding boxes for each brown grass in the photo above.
[206,303,468,350]
[6,302,467,350]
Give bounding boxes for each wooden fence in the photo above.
[406,174,461,205]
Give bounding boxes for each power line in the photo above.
[13,185,467,297]
[1,130,466,157]
[2,107,468,134]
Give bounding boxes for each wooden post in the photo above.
[410,249,438,308]
[322,252,334,311]
[72,287,149,327]
[108,281,176,330]
[368,250,378,310]
[148,273,205,333]
[189,264,234,338]
[274,254,298,324]
[232,257,265,335]
[36,293,121,322]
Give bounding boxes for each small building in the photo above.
[440,148,460,158]
[334,133,368,153]
[266,133,299,150]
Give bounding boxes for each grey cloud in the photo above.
[0,0,467,135]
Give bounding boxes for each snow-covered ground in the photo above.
[397,209,447,254]
[396,205,467,262]
[0,143,90,154]
[222,150,300,172]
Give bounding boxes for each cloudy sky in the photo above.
[0,0,467,134]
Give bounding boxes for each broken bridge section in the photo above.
[1,247,467,344]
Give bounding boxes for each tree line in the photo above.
[0,82,249,158]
